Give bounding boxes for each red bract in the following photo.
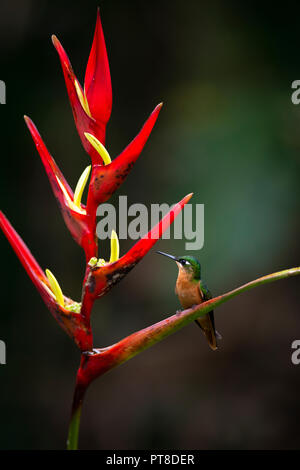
[24,116,97,262]
[51,9,111,160]
[0,212,92,351]
[84,8,112,126]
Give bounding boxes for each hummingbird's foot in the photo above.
[176,309,183,315]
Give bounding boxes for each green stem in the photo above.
[67,383,86,450]
[67,404,82,450]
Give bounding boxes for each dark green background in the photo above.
[0,0,300,449]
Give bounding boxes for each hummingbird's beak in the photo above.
[156,251,178,261]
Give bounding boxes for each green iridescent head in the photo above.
[156,252,201,280]
[176,255,201,279]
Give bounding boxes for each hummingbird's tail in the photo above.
[202,325,218,351]
[195,311,221,351]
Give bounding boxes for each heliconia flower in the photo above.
[0,212,93,351]
[24,116,97,261]
[51,9,111,161]
[80,193,193,321]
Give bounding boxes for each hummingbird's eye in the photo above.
[180,259,191,266]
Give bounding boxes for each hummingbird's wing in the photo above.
[198,279,212,300]
[195,280,221,350]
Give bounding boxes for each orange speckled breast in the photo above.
[175,269,202,309]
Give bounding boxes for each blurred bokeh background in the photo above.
[0,0,300,450]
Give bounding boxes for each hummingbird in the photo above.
[157,251,220,350]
